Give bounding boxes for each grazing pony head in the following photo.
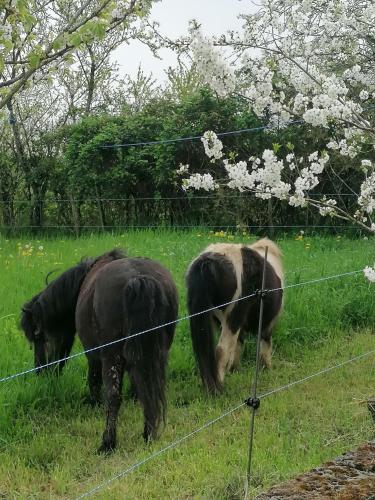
[20,249,126,374]
[21,259,94,373]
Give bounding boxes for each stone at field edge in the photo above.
[256,441,375,499]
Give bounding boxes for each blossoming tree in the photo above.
[0,0,153,111]
[180,0,375,244]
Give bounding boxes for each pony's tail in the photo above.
[123,276,169,441]
[186,256,222,394]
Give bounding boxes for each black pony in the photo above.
[21,250,178,453]
[186,238,284,393]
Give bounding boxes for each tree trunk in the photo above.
[29,183,46,230]
[7,100,25,165]
[95,184,106,231]
[267,198,274,236]
[69,191,81,237]
[85,46,96,114]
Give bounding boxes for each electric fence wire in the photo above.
[0,268,363,384]
[75,345,375,499]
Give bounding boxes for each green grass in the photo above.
[0,230,375,499]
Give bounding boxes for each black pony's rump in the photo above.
[186,238,284,393]
[76,255,178,452]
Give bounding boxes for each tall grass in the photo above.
[0,230,374,498]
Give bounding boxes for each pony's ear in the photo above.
[45,269,59,286]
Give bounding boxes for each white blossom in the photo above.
[358,173,375,214]
[183,173,217,191]
[176,163,189,175]
[319,198,337,217]
[181,0,375,236]
[361,159,372,168]
[286,153,294,163]
[191,29,236,97]
[224,160,255,191]
[201,131,223,160]
[110,8,123,20]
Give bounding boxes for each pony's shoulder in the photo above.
[248,238,284,283]
[204,242,243,255]
[248,238,282,259]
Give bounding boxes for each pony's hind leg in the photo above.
[127,344,168,443]
[260,337,272,369]
[129,362,165,443]
[216,324,240,385]
[98,354,125,454]
[230,335,245,372]
[86,354,103,406]
[260,298,282,369]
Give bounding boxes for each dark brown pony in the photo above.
[186,238,284,393]
[21,250,178,453]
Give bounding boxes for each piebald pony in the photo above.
[186,238,284,393]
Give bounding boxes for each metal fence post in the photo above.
[245,246,268,498]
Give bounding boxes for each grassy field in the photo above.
[0,229,374,499]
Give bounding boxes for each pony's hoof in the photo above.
[143,434,151,444]
[97,441,116,455]
[229,364,240,373]
[142,424,154,443]
[203,376,223,395]
[83,395,102,407]
[261,359,272,370]
[206,384,223,396]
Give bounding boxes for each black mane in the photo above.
[21,259,94,340]
[91,249,126,266]
[21,249,126,340]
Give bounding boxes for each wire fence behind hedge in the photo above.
[0,191,363,235]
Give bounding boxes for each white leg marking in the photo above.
[260,338,272,369]
[231,339,243,372]
[216,325,240,384]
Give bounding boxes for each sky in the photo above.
[113,0,258,82]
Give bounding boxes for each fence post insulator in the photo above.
[245,397,261,410]
[255,288,269,298]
